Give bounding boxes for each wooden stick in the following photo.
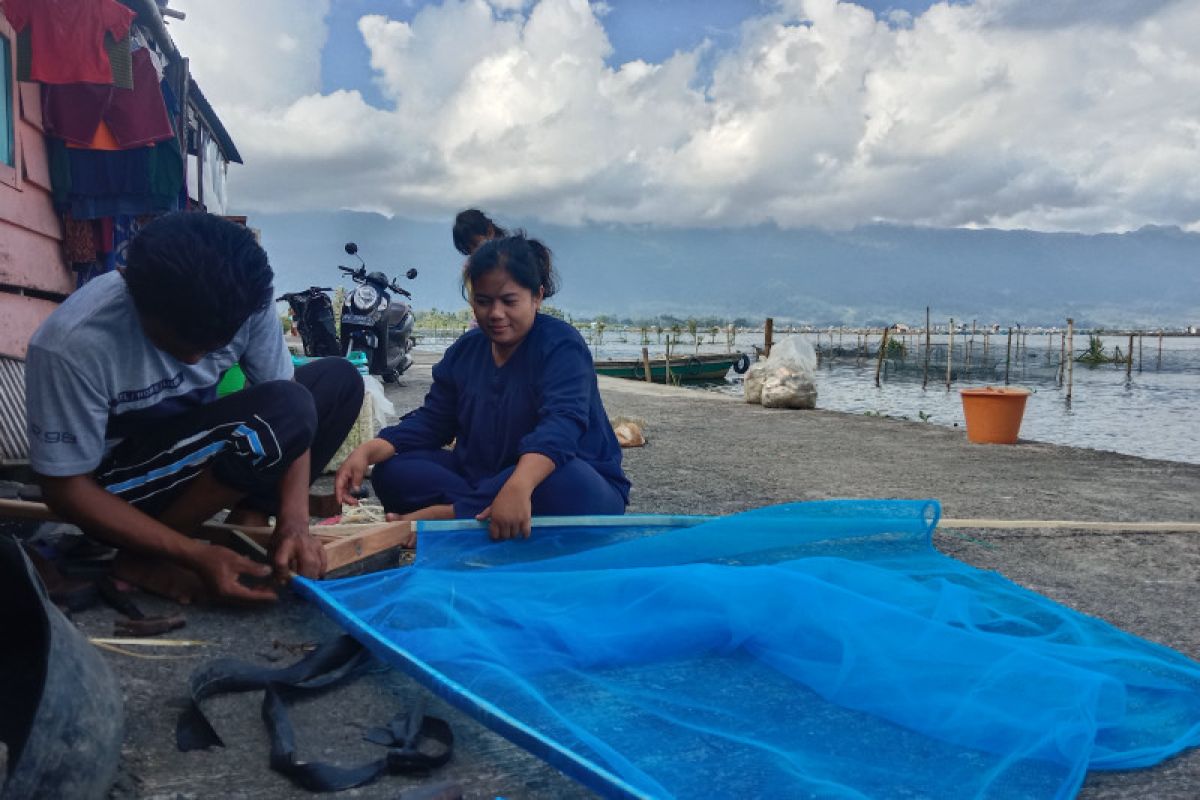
[1066,318,1075,402]
[0,497,57,521]
[640,346,653,383]
[1158,330,1163,370]
[941,518,1200,533]
[946,318,954,390]
[89,637,210,647]
[764,317,774,358]
[1126,333,1134,380]
[922,307,930,389]
[874,326,890,387]
[1005,327,1013,385]
[1058,328,1066,385]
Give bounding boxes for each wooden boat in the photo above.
[594,351,750,383]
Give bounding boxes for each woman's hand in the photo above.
[334,448,370,506]
[335,438,395,506]
[476,481,533,540]
[475,453,556,541]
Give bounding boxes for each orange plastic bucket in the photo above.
[960,387,1031,444]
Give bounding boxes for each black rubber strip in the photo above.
[176,635,454,793]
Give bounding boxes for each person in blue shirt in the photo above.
[335,233,630,540]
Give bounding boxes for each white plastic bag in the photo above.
[763,336,817,377]
[362,374,395,427]
[761,370,817,409]
[744,362,769,404]
[755,336,818,409]
[324,374,394,473]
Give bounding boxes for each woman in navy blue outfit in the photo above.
[334,233,630,541]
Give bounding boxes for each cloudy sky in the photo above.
[169,0,1200,233]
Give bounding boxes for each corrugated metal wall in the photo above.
[0,357,28,465]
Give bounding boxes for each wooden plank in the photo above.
[322,521,416,572]
[0,179,65,244]
[19,117,53,190]
[18,82,43,130]
[0,498,416,572]
[0,293,61,358]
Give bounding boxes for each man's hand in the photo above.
[334,448,371,506]
[187,544,278,604]
[270,517,326,580]
[476,481,533,540]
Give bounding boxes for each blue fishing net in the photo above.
[295,500,1200,799]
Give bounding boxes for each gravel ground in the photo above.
[13,351,1200,799]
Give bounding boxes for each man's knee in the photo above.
[235,380,318,456]
[296,358,364,408]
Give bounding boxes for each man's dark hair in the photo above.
[124,212,274,349]
[452,209,507,256]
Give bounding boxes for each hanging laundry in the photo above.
[43,50,174,148]
[62,215,98,264]
[105,32,134,90]
[2,0,135,85]
[202,139,228,214]
[16,26,132,87]
[58,141,180,220]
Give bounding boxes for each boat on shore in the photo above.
[595,352,751,383]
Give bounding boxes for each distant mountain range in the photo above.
[254,211,1200,329]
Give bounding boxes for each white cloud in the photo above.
[169,0,330,108]
[167,0,1200,233]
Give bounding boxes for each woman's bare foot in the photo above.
[111,551,207,605]
[384,505,455,547]
[385,504,455,523]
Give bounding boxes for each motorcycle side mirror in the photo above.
[344,242,358,255]
[406,268,418,280]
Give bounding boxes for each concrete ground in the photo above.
[23,351,1200,798]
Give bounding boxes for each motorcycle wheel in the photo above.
[381,368,401,384]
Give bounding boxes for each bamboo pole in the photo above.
[641,346,653,383]
[1126,333,1134,380]
[1158,330,1164,370]
[922,307,931,389]
[946,318,954,389]
[1058,330,1066,385]
[967,320,976,372]
[664,337,672,384]
[764,317,774,358]
[1066,318,1075,402]
[874,326,891,387]
[1138,333,1143,373]
[1004,327,1013,385]
[940,518,1200,533]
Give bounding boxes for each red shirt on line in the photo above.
[2,0,134,85]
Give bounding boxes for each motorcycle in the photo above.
[336,242,419,383]
[277,285,341,358]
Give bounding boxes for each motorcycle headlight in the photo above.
[351,285,378,311]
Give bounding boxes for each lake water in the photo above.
[415,329,1200,466]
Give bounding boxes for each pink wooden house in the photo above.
[0,0,241,465]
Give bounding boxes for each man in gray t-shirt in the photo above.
[25,213,363,603]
